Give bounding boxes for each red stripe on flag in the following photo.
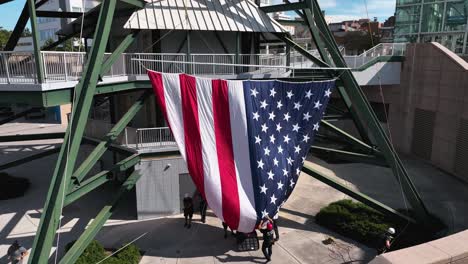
[148,71,169,123]
[212,79,240,230]
[180,74,205,196]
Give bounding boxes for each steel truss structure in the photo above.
[0,0,432,262]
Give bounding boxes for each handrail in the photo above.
[135,127,177,150]
[0,45,407,85]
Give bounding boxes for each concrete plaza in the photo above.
[1,122,468,263]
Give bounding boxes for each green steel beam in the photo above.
[65,154,140,206]
[70,91,150,187]
[320,120,374,153]
[302,164,415,223]
[260,2,307,13]
[27,0,44,83]
[299,0,373,145]
[4,3,29,51]
[28,1,118,262]
[310,146,387,167]
[59,171,142,264]
[82,136,136,155]
[309,0,430,221]
[119,0,145,8]
[4,0,48,51]
[275,34,329,68]
[0,0,14,4]
[36,10,82,18]
[95,81,149,95]
[100,31,140,79]
[0,132,64,142]
[0,147,60,171]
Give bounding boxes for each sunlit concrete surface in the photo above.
[1,122,468,263]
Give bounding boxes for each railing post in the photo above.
[159,128,162,148]
[138,54,142,75]
[2,54,11,84]
[136,129,139,150]
[41,52,47,83]
[63,53,68,81]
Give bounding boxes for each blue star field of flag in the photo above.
[243,79,335,220]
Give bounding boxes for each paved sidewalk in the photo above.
[2,122,468,263]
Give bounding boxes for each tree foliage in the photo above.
[0,27,12,50]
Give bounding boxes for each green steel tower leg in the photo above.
[27,0,44,83]
[307,0,430,221]
[28,1,118,263]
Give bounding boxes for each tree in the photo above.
[41,37,83,51]
[0,27,12,50]
[22,27,32,37]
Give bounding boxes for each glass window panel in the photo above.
[396,5,421,23]
[421,3,444,32]
[394,35,418,42]
[396,0,422,6]
[445,1,467,31]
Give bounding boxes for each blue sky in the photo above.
[0,0,396,30]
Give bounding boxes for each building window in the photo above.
[421,3,444,33]
[444,1,467,31]
[40,29,57,41]
[396,0,422,6]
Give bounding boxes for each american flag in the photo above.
[148,70,335,232]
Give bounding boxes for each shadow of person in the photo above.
[215,253,265,263]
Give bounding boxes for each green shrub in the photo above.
[316,199,446,251]
[114,244,141,264]
[74,240,106,264]
[65,240,141,264]
[0,172,31,200]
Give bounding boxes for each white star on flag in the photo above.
[251,88,259,97]
[314,100,322,109]
[270,88,277,97]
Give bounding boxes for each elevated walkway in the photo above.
[0,43,406,107]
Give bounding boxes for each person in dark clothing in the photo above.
[199,196,207,223]
[7,240,28,264]
[259,218,275,262]
[183,193,194,228]
[222,221,236,239]
[272,213,280,241]
[377,227,395,254]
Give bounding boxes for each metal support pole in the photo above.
[27,0,44,83]
[309,0,430,222]
[302,164,415,223]
[28,1,117,262]
[59,171,142,264]
[186,30,191,74]
[235,31,240,73]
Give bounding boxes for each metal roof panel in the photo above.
[124,0,286,33]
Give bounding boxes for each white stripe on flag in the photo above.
[196,77,224,222]
[162,74,186,159]
[227,80,257,232]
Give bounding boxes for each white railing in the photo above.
[0,43,407,85]
[136,127,177,150]
[343,43,406,68]
[0,51,38,84]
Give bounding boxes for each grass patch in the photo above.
[316,199,446,251]
[65,240,142,264]
[0,172,30,200]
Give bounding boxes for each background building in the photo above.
[394,0,468,55]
